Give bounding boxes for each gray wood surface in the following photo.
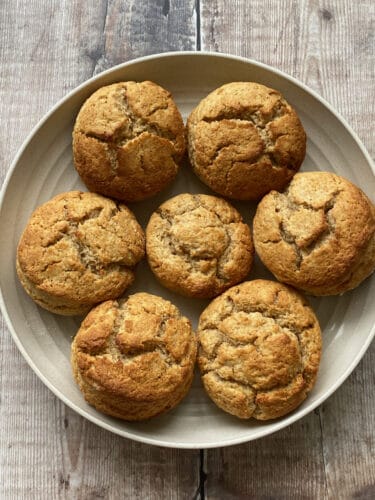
[0,1,374,498]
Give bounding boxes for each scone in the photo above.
[16,191,145,315]
[146,193,254,298]
[198,280,322,420]
[187,82,306,200]
[71,293,197,421]
[253,172,375,295]
[73,81,185,202]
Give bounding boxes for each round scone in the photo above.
[187,82,306,200]
[198,280,322,420]
[73,81,185,202]
[253,172,375,295]
[146,193,254,298]
[71,293,197,421]
[16,191,145,315]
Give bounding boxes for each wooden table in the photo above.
[0,1,374,498]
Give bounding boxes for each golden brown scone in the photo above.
[16,191,145,315]
[187,82,306,200]
[198,280,321,420]
[73,81,185,202]
[146,193,254,298]
[71,293,197,421]
[253,172,375,295]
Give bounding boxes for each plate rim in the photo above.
[0,50,374,449]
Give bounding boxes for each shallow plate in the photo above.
[0,52,374,449]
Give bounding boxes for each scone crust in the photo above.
[187,82,306,200]
[73,81,185,202]
[198,279,321,420]
[146,193,254,298]
[16,191,145,315]
[253,172,375,295]
[71,293,197,421]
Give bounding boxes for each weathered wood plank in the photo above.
[320,346,375,500]
[91,0,197,75]
[200,0,375,498]
[56,403,200,500]
[0,1,199,499]
[205,411,327,499]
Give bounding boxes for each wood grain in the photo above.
[0,0,374,499]
[205,411,327,499]
[90,0,197,75]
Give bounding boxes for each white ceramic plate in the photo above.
[0,52,374,449]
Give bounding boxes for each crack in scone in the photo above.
[147,194,253,298]
[156,207,229,279]
[266,188,342,271]
[16,192,145,313]
[187,82,306,200]
[199,101,288,169]
[78,85,177,148]
[72,81,185,202]
[79,299,188,363]
[108,302,176,367]
[72,294,197,417]
[39,201,134,278]
[197,280,321,420]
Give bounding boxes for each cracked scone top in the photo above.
[198,280,321,420]
[253,172,375,295]
[71,293,197,421]
[146,193,254,298]
[187,82,306,200]
[73,81,185,202]
[16,191,145,315]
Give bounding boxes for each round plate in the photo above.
[0,52,374,449]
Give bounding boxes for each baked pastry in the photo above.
[198,279,321,420]
[253,171,375,295]
[16,191,145,315]
[71,293,197,421]
[187,82,306,200]
[146,193,254,298]
[73,81,185,202]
